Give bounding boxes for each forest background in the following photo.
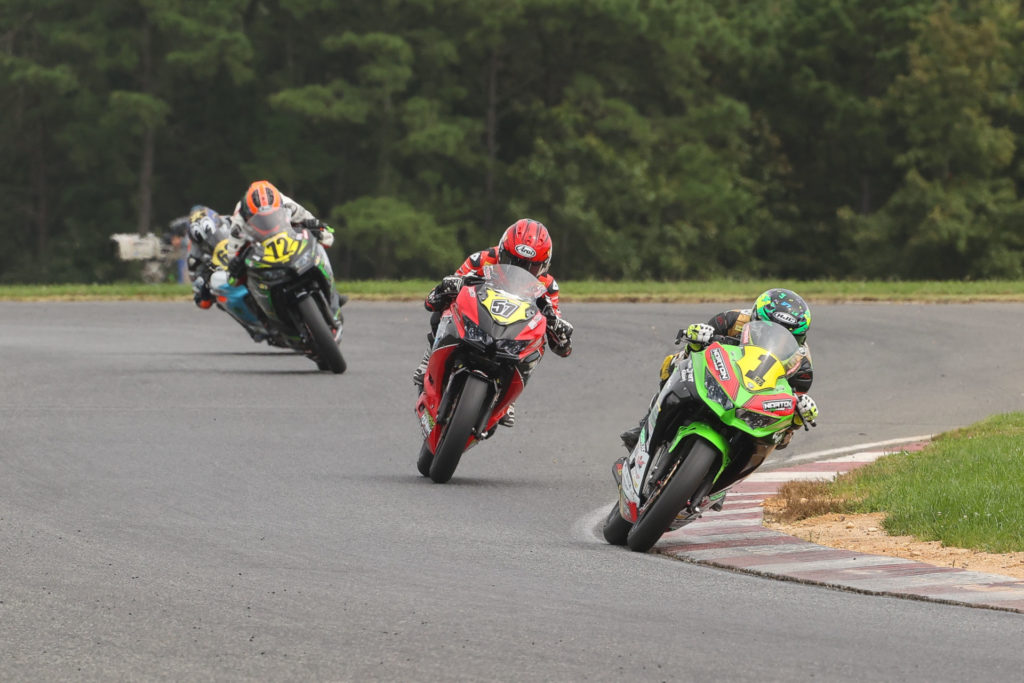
[3,0,1023,284]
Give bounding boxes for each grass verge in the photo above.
[5,279,1024,302]
[767,413,1024,553]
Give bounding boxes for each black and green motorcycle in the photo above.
[235,207,346,373]
[603,320,814,552]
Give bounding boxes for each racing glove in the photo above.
[683,323,715,352]
[226,247,249,286]
[440,275,464,295]
[546,317,574,357]
[425,275,464,310]
[299,218,335,248]
[793,394,819,429]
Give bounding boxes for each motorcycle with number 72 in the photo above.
[232,207,347,373]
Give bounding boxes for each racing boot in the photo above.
[499,403,516,427]
[620,426,641,450]
[412,350,430,391]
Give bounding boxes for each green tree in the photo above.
[846,1,1024,278]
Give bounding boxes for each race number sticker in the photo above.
[736,346,786,391]
[481,288,531,324]
[260,233,301,264]
[211,238,230,269]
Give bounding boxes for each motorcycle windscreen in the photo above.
[476,264,547,347]
[737,321,801,378]
[480,264,547,303]
[243,208,307,266]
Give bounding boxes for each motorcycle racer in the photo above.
[413,218,574,427]
[185,205,231,309]
[226,180,335,252]
[224,180,346,311]
[620,288,818,451]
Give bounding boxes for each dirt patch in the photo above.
[762,509,1024,580]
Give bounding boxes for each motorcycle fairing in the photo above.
[743,393,795,418]
[704,343,740,398]
[456,286,481,326]
[483,369,525,434]
[695,342,795,438]
[479,287,533,324]
[416,344,458,439]
[735,345,788,392]
[214,282,262,327]
[416,264,550,462]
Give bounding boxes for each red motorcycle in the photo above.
[415,264,552,483]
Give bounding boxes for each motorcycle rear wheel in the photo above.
[416,439,434,477]
[429,374,489,483]
[626,439,718,553]
[297,296,346,374]
[602,503,632,546]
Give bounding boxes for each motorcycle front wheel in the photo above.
[602,503,632,546]
[297,296,346,374]
[626,439,718,553]
[429,374,489,484]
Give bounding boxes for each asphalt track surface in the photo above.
[3,301,1024,682]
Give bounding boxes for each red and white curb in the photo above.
[649,438,1024,614]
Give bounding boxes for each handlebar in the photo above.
[673,328,738,346]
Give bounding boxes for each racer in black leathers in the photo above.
[620,289,818,452]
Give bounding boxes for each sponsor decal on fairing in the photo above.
[710,348,730,380]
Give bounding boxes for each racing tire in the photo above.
[429,374,489,484]
[602,503,632,546]
[626,439,718,553]
[416,439,434,477]
[297,296,346,374]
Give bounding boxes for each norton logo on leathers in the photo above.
[710,348,730,380]
[514,244,537,258]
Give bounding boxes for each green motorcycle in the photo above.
[603,320,815,552]
[237,207,346,373]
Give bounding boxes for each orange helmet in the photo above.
[240,180,281,220]
[498,219,552,276]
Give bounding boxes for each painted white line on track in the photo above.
[781,434,933,464]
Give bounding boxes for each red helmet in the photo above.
[498,219,552,276]
[240,180,282,220]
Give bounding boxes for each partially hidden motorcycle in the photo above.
[603,320,815,552]
[233,207,346,373]
[415,264,551,483]
[200,224,280,346]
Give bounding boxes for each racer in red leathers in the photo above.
[413,218,574,427]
